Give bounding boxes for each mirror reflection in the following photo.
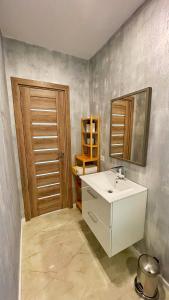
[110,88,151,166]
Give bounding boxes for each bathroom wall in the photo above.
[3,38,90,213]
[90,0,169,282]
[0,32,21,300]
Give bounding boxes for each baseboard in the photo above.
[159,274,169,291]
[129,245,140,258]
[18,218,24,300]
[129,246,169,291]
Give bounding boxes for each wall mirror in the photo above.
[110,87,152,166]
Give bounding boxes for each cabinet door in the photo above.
[82,186,111,227]
[82,187,112,256]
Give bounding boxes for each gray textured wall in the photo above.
[0,32,21,300]
[3,38,90,213]
[90,0,169,282]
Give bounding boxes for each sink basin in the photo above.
[113,179,133,193]
[81,170,146,203]
[88,171,132,192]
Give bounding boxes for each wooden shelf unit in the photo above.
[81,116,100,165]
[72,116,100,211]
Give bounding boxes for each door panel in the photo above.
[35,161,60,174]
[30,88,56,98]
[38,196,61,215]
[36,172,60,186]
[31,124,58,136]
[37,185,60,198]
[12,78,72,220]
[32,137,58,149]
[30,98,57,109]
[34,150,60,162]
[31,110,58,123]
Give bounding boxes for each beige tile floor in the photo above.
[22,207,169,300]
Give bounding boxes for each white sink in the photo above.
[81,170,147,257]
[81,170,146,203]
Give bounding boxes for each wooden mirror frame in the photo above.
[109,87,152,166]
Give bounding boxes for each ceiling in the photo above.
[0,0,145,59]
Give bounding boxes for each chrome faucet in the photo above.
[110,165,126,180]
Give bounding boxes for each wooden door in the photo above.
[111,97,134,160]
[12,78,72,220]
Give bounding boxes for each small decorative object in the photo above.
[135,254,160,300]
[87,138,90,144]
[92,121,96,132]
[86,124,90,132]
[87,137,95,145]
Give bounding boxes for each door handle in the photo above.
[88,211,98,223]
[87,188,97,199]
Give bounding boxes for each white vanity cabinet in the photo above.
[81,171,147,257]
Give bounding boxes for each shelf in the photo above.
[82,144,98,148]
[76,155,98,162]
[82,131,98,134]
[82,116,99,121]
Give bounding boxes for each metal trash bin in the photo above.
[135,254,160,299]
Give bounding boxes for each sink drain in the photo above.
[107,190,113,193]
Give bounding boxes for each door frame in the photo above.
[11,77,73,221]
